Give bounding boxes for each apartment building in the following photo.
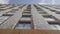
[0,4,60,34]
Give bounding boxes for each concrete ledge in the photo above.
[0,29,60,34]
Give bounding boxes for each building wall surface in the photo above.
[0,4,60,34]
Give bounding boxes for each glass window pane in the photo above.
[21,17,31,21]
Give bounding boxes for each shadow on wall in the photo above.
[9,0,41,4]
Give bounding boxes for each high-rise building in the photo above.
[0,4,60,34]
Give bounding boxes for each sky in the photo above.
[0,0,60,4]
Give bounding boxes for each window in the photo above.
[19,5,26,9]
[3,13,13,16]
[0,16,9,23]
[15,21,32,29]
[7,11,15,14]
[23,12,31,16]
[21,14,31,21]
[11,9,19,11]
[15,12,32,29]
[48,22,60,30]
[3,10,17,16]
[34,5,43,11]
[26,5,31,11]
[7,6,15,9]
[45,7,49,9]
[23,13,31,16]
[36,7,43,11]
[44,18,56,22]
[0,7,5,8]
[26,9,31,11]
[37,9,43,11]
[43,15,56,22]
[20,17,31,21]
[19,6,23,9]
[56,12,60,14]
[23,11,31,13]
[22,14,31,17]
[0,9,6,11]
[27,5,31,9]
[50,10,57,13]
[50,10,56,12]
[49,9,60,14]
[39,11,47,14]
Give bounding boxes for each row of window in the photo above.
[0,5,25,25]
[0,5,20,10]
[40,5,60,14]
[45,5,60,10]
[0,9,18,24]
[34,5,60,30]
[18,4,26,9]
[35,5,60,30]
[26,5,31,11]
[15,5,33,29]
[42,15,60,30]
[34,5,44,11]
[50,10,60,14]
